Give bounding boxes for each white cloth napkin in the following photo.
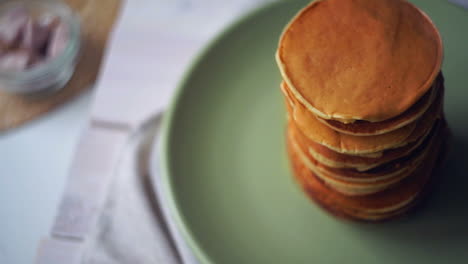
[79,1,274,263]
[82,117,188,264]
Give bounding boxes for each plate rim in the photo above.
[157,1,290,263]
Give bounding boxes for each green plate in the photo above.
[159,1,468,263]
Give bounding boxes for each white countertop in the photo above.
[0,92,92,264]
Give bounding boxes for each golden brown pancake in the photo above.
[316,74,443,136]
[291,117,432,171]
[277,0,443,122]
[282,81,442,154]
[292,139,416,196]
[290,120,442,196]
[292,119,442,179]
[287,122,448,221]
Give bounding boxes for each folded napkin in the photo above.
[78,1,274,263]
[81,118,189,264]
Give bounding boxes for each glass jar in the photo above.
[0,0,81,94]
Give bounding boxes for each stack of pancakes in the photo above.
[276,0,448,221]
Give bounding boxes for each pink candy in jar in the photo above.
[0,0,80,94]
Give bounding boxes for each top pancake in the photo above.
[276,0,443,122]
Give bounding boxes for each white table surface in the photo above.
[0,92,92,264]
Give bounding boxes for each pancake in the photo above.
[292,139,417,196]
[316,73,443,136]
[287,122,448,221]
[276,0,443,122]
[290,120,442,196]
[282,81,442,154]
[292,119,441,180]
[293,119,432,171]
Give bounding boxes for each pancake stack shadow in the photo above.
[276,0,448,221]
